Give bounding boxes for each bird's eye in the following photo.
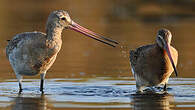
[61,17,66,21]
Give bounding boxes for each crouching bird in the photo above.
[6,10,118,93]
[129,29,178,92]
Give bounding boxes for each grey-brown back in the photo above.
[129,44,169,85]
[6,32,46,58]
[6,31,62,75]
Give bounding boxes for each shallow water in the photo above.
[0,77,194,110]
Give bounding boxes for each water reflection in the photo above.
[131,93,175,110]
[0,78,193,109]
[10,94,47,110]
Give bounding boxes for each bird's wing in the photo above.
[130,44,162,83]
[6,32,46,59]
[129,44,155,69]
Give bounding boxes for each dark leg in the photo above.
[16,74,23,93]
[19,82,23,93]
[40,79,44,92]
[40,73,46,93]
[163,83,167,91]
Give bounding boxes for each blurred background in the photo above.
[0,0,195,80]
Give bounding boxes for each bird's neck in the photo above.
[155,43,165,52]
[46,24,63,41]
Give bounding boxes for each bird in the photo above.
[6,10,118,93]
[129,28,178,92]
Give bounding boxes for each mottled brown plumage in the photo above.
[129,29,178,92]
[6,10,118,93]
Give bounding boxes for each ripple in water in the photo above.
[0,77,194,109]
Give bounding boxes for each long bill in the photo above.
[164,43,178,77]
[69,21,118,47]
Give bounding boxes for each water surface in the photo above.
[0,77,194,110]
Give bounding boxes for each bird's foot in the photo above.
[19,89,23,94]
[40,88,44,94]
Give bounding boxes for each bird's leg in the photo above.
[40,73,46,93]
[163,83,167,91]
[19,82,22,93]
[16,74,23,93]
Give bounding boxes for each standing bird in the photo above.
[129,29,178,92]
[6,10,118,93]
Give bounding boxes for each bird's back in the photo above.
[129,44,178,85]
[6,32,62,75]
[6,32,46,58]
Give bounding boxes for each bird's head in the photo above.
[156,28,178,77]
[156,29,172,48]
[47,10,71,29]
[46,10,118,47]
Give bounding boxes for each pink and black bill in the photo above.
[69,21,119,47]
[164,43,178,77]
